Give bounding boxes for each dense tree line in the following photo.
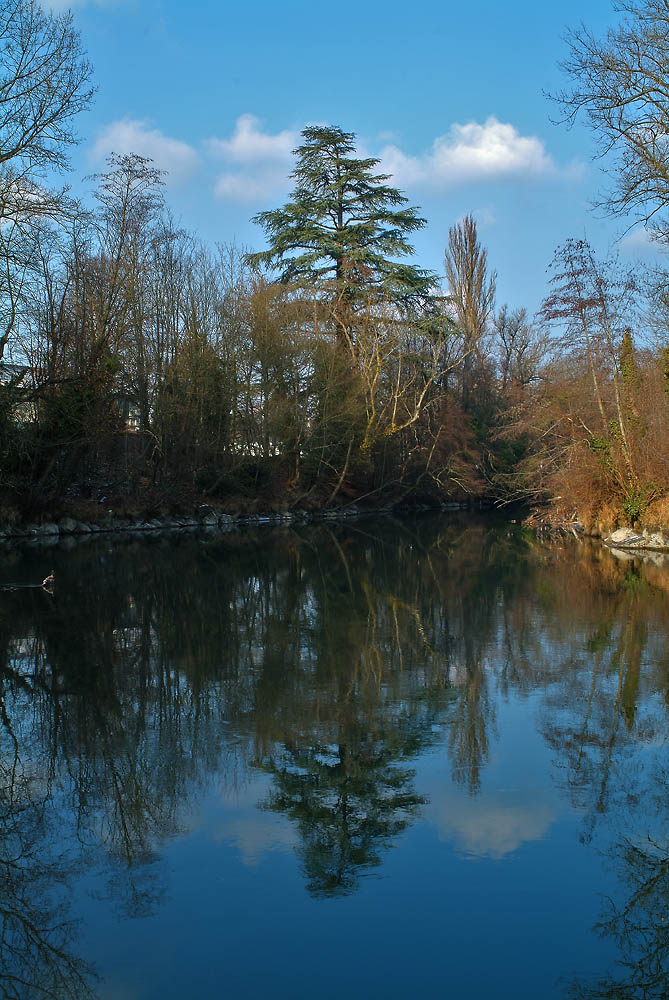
[0,0,668,529]
[0,125,523,517]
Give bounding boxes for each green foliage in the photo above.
[302,340,369,489]
[156,335,232,469]
[620,569,647,596]
[587,434,611,456]
[619,329,639,391]
[259,731,426,897]
[535,577,558,612]
[246,126,436,317]
[42,356,121,442]
[620,481,657,525]
[587,623,612,655]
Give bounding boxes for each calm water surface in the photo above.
[0,515,667,999]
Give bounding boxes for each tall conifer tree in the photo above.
[246,125,435,348]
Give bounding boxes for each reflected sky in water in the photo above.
[0,515,667,999]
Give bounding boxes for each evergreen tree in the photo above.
[619,328,642,430]
[246,125,435,348]
[619,329,638,392]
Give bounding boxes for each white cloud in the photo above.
[215,777,297,866]
[207,114,554,204]
[207,113,296,164]
[620,225,663,256]
[376,128,401,144]
[472,206,497,228]
[208,114,298,203]
[90,119,199,184]
[380,116,554,189]
[214,812,298,866]
[428,787,558,859]
[213,173,286,202]
[87,113,561,208]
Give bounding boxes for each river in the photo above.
[0,514,667,999]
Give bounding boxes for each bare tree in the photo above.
[494,305,547,392]
[0,0,93,361]
[0,0,93,174]
[554,0,669,242]
[540,239,636,463]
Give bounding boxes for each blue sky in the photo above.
[51,0,660,314]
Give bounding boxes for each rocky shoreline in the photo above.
[0,501,470,545]
[3,504,668,555]
[524,511,669,553]
[601,526,669,553]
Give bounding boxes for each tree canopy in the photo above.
[246,125,436,343]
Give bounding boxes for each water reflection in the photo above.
[0,749,96,999]
[257,727,427,898]
[0,516,667,997]
[568,831,669,1000]
[429,785,558,859]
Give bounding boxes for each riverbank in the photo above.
[0,499,474,544]
[4,498,668,555]
[524,508,669,552]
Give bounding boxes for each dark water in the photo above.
[0,515,667,1000]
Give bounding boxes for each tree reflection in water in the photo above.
[567,833,669,1000]
[0,516,666,996]
[258,727,426,897]
[524,549,669,1000]
[0,707,95,999]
